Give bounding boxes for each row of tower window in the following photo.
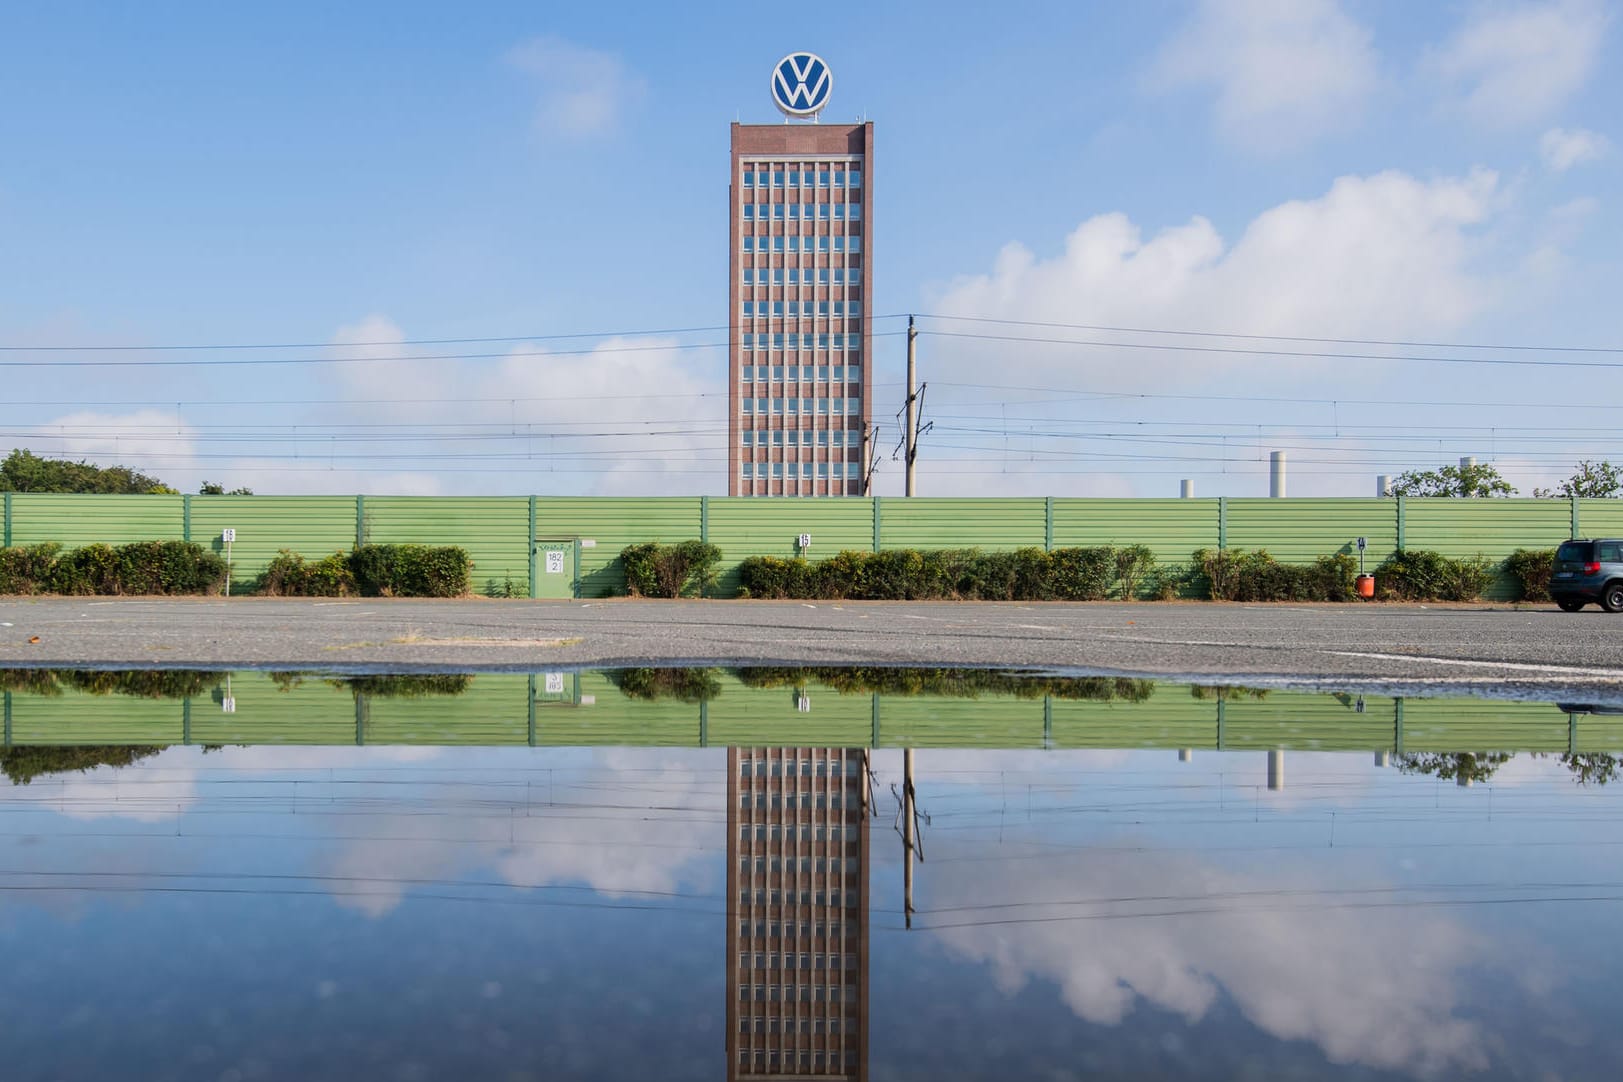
[738,1016,850,1036]
[741,333,860,350]
[740,919,848,938]
[741,364,861,383]
[742,267,858,285]
[740,857,860,875]
[742,301,860,318]
[742,235,861,254]
[741,400,860,419]
[740,888,862,908]
[742,430,862,450]
[741,790,855,807]
[736,1050,860,1073]
[738,983,858,1006]
[740,952,852,972]
[741,169,861,189]
[741,202,862,222]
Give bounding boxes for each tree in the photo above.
[1396,751,1513,785]
[1533,460,1623,499]
[199,481,254,495]
[1388,462,1515,498]
[0,448,177,494]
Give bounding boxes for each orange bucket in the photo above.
[1356,574,1375,599]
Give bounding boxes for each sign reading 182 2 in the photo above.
[771,53,832,118]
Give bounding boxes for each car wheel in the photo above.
[1557,599,1585,612]
[1603,583,1623,614]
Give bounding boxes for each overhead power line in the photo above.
[920,329,1623,370]
[916,313,1623,355]
[0,316,912,352]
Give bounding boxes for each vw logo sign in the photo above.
[771,52,832,118]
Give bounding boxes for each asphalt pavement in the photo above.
[3,596,1622,701]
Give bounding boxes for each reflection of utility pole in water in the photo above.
[894,748,926,931]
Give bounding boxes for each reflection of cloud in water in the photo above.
[316,748,721,917]
[925,851,1489,1075]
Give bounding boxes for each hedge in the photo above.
[0,541,225,596]
[620,541,721,598]
[737,545,1162,601]
[256,544,471,598]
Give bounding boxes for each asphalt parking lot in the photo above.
[3,596,1622,701]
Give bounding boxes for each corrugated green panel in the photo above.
[1226,499,1397,566]
[533,671,702,745]
[879,498,1047,551]
[1572,715,1623,752]
[1403,499,1573,600]
[363,497,530,598]
[1051,499,1218,566]
[188,496,356,592]
[1220,694,1395,750]
[1577,499,1623,539]
[1401,698,1568,752]
[1050,694,1218,749]
[9,494,183,548]
[9,690,183,745]
[362,675,531,744]
[876,695,1044,748]
[188,672,357,745]
[707,497,875,595]
[534,497,703,597]
[706,682,873,746]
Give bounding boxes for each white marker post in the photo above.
[222,529,236,597]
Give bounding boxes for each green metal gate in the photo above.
[532,540,577,599]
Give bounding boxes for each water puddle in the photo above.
[2,667,1621,1078]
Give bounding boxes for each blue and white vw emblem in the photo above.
[771,52,832,118]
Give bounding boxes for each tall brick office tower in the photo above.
[728,121,874,496]
[726,747,870,1079]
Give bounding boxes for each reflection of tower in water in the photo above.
[727,747,869,1080]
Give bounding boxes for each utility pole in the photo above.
[859,423,881,496]
[904,316,918,496]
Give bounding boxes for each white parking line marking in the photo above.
[1327,650,1623,678]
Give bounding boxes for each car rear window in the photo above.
[1557,542,1594,562]
[1600,542,1623,562]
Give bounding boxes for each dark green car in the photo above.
[1550,539,1623,612]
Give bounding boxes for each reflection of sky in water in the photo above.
[2,744,1622,1079]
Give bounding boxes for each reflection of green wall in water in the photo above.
[3,670,1622,753]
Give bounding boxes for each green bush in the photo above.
[0,543,60,594]
[349,543,470,598]
[256,545,468,598]
[40,540,223,595]
[257,550,356,597]
[1505,548,1556,602]
[1049,546,1116,600]
[1192,548,1357,602]
[1115,545,1157,600]
[737,555,816,599]
[1374,549,1493,601]
[620,540,721,598]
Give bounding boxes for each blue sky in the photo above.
[1,1,1619,497]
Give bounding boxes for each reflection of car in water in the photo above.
[1556,703,1623,715]
[1549,539,1623,612]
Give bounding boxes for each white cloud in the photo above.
[1539,126,1612,170]
[926,850,1493,1074]
[313,749,719,917]
[506,35,646,137]
[1152,0,1378,149]
[1428,1,1611,127]
[18,408,199,486]
[324,315,725,496]
[927,168,1501,390]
